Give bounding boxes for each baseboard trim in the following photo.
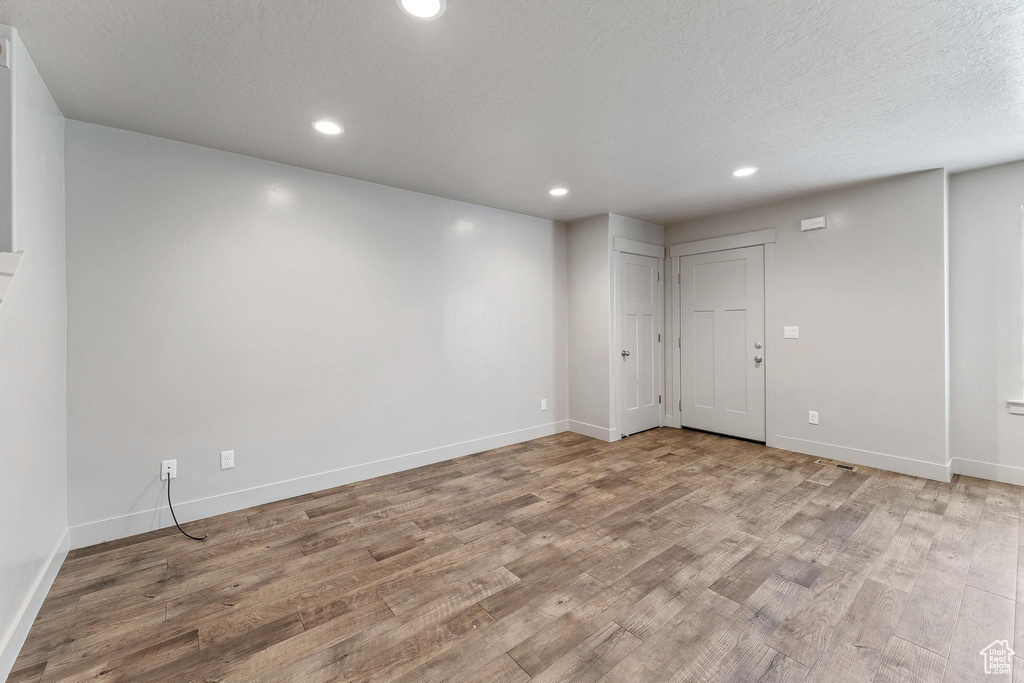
[0,528,69,682]
[70,420,569,549]
[567,420,617,442]
[772,435,951,482]
[951,457,1024,486]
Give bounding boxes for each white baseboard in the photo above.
[951,457,1024,486]
[567,420,618,442]
[0,528,69,682]
[70,420,569,549]
[772,435,951,482]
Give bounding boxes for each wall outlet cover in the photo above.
[808,411,819,425]
[540,399,547,410]
[221,450,235,470]
[161,459,177,480]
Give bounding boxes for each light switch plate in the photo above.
[784,326,799,339]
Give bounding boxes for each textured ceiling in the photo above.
[1,0,1023,223]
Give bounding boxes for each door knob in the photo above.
[754,355,763,364]
[621,350,630,357]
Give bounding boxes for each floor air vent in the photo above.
[814,458,858,472]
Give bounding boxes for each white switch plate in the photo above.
[784,326,799,339]
[221,450,235,470]
[540,399,547,410]
[161,459,177,480]
[808,411,819,425]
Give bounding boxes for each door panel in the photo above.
[618,252,662,436]
[694,310,715,408]
[679,245,765,441]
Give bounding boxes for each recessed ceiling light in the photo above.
[732,166,758,177]
[549,187,568,197]
[396,0,447,20]
[312,120,344,135]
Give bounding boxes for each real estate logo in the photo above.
[979,639,1014,675]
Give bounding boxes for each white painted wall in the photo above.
[609,214,664,246]
[567,215,613,439]
[667,170,949,480]
[567,214,665,440]
[65,121,568,546]
[0,25,67,680]
[949,161,1024,484]
[0,31,10,253]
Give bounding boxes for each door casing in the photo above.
[669,228,777,448]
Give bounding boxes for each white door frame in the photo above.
[669,228,777,447]
[612,237,665,438]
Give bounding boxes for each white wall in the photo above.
[566,214,665,440]
[567,215,612,439]
[0,25,68,680]
[65,121,568,546]
[949,161,1024,484]
[667,170,949,480]
[0,32,10,253]
[609,214,664,246]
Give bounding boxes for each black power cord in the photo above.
[167,476,207,541]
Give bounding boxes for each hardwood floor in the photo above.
[7,428,1021,682]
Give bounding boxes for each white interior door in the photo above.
[679,245,765,441]
[618,252,662,436]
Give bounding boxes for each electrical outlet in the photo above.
[540,399,547,411]
[808,411,819,425]
[161,459,177,480]
[221,450,235,470]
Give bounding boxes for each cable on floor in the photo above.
[167,476,207,541]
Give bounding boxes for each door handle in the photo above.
[621,350,630,357]
[754,355,763,364]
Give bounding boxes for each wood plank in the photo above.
[894,476,988,656]
[943,584,1015,682]
[529,622,641,683]
[803,579,908,682]
[874,636,947,683]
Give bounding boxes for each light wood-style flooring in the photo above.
[8,428,1022,682]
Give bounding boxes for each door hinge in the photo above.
[659,394,662,404]
[657,271,661,281]
[679,400,682,411]
[678,337,681,348]
[678,273,681,284]
[658,333,661,342]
